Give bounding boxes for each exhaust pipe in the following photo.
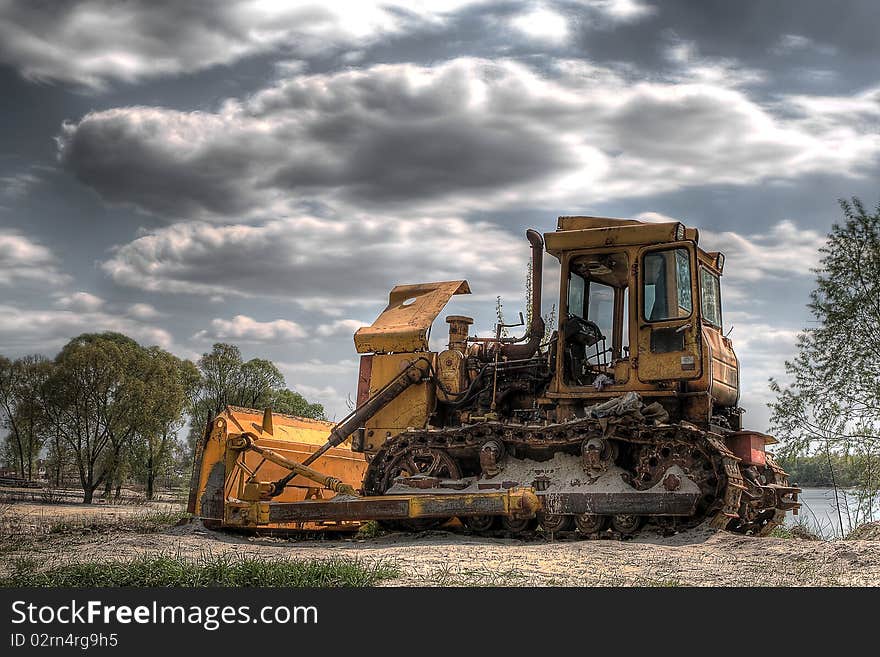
[502,229,545,360]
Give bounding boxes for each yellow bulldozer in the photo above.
[189,216,800,537]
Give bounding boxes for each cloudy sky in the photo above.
[1,0,878,430]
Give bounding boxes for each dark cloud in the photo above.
[569,0,880,93]
[271,117,569,202]
[56,57,880,220]
[57,108,258,216]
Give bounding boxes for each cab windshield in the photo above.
[643,248,692,321]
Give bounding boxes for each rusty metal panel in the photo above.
[702,325,739,407]
[727,433,767,466]
[267,489,538,523]
[539,490,699,515]
[356,355,373,407]
[546,221,695,257]
[354,280,471,354]
[557,215,642,231]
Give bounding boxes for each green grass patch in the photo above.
[355,520,382,539]
[769,520,822,541]
[46,510,188,535]
[424,564,529,587]
[0,554,400,588]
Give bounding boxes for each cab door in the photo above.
[635,242,703,382]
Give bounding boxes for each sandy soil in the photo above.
[2,502,878,586]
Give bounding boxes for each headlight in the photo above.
[716,253,725,272]
[675,222,686,241]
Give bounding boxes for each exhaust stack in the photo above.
[502,229,545,360]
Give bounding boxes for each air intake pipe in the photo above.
[501,229,545,360]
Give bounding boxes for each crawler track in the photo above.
[363,411,793,539]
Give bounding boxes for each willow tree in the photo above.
[41,333,173,503]
[0,355,52,479]
[128,347,200,499]
[769,198,880,529]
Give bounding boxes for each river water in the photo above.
[787,487,880,538]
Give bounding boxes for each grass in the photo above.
[0,553,400,587]
[769,520,822,541]
[0,505,189,555]
[355,520,382,539]
[424,563,529,586]
[46,510,187,535]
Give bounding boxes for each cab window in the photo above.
[587,281,614,343]
[700,268,722,328]
[643,248,693,321]
[567,272,586,318]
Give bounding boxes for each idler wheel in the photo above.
[575,513,607,535]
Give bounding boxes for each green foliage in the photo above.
[0,333,326,502]
[0,355,52,479]
[1,554,399,587]
[186,343,327,459]
[39,333,163,502]
[271,388,325,420]
[776,453,860,487]
[127,348,199,498]
[769,197,880,525]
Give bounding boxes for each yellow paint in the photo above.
[191,406,367,531]
[354,280,470,354]
[362,352,435,452]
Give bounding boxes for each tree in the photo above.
[186,344,325,459]
[769,198,880,531]
[128,348,199,499]
[0,355,52,479]
[271,388,325,420]
[41,333,150,503]
[239,359,284,408]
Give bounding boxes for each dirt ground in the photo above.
[2,502,879,586]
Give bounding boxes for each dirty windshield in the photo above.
[643,248,692,321]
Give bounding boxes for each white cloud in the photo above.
[509,6,570,45]
[775,34,812,53]
[633,211,681,224]
[287,382,348,421]
[277,358,359,377]
[0,230,70,287]
[54,291,105,312]
[102,213,529,306]
[722,313,803,432]
[772,33,837,57]
[0,0,477,89]
[194,315,307,342]
[315,319,370,337]
[0,304,174,354]
[126,302,161,319]
[0,172,39,199]
[588,0,655,22]
[701,220,826,283]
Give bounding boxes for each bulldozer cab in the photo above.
[546,216,736,426]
